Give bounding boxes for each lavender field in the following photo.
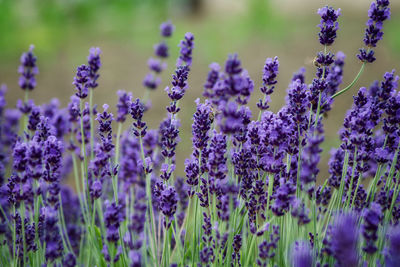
[0,0,400,266]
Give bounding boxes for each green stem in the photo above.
[331,63,366,99]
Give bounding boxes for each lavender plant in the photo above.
[0,2,399,266]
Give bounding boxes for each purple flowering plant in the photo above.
[0,2,399,266]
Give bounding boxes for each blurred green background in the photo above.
[0,0,399,180]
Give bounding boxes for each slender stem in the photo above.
[331,63,366,99]
[114,123,123,166]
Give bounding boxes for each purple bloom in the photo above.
[147,58,165,73]
[116,90,132,123]
[43,136,63,183]
[44,206,63,262]
[300,127,324,185]
[257,225,280,266]
[192,99,213,152]
[160,186,178,228]
[87,47,101,89]
[286,79,310,132]
[386,225,400,266]
[159,117,179,161]
[177,32,194,67]
[203,63,221,99]
[363,0,390,47]
[291,199,311,225]
[130,98,147,137]
[62,253,77,267]
[166,65,190,114]
[143,72,161,90]
[104,200,125,243]
[27,105,41,132]
[258,56,279,110]
[73,64,91,99]
[208,131,227,181]
[362,202,382,254]
[232,234,242,265]
[184,156,199,196]
[317,6,341,46]
[331,212,359,267]
[290,241,313,267]
[154,42,169,58]
[18,45,38,91]
[272,178,296,216]
[90,179,102,199]
[358,0,391,62]
[160,20,175,37]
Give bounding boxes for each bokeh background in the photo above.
[0,0,399,181]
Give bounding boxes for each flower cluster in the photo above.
[0,2,397,266]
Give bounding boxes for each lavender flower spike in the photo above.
[177,32,194,67]
[18,45,38,91]
[358,0,391,63]
[87,47,101,89]
[290,241,313,267]
[73,64,91,99]
[258,56,279,111]
[317,6,341,46]
[331,212,359,267]
[160,20,175,38]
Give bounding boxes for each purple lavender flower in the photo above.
[362,202,382,254]
[143,73,161,90]
[27,137,43,180]
[166,65,190,114]
[358,0,391,62]
[27,105,41,132]
[160,186,178,228]
[154,42,169,58]
[62,253,77,267]
[177,32,194,67]
[43,136,63,183]
[192,99,213,152]
[203,63,221,99]
[208,130,227,181]
[300,127,324,185]
[290,241,313,267]
[232,234,242,265]
[160,20,175,37]
[147,58,165,73]
[286,79,310,132]
[200,212,215,264]
[130,98,147,137]
[90,179,102,200]
[87,47,101,89]
[257,225,280,266]
[386,225,400,266]
[272,178,296,216]
[258,56,279,111]
[291,199,311,225]
[104,200,125,243]
[44,206,63,262]
[129,188,147,236]
[116,90,132,123]
[18,45,38,91]
[317,6,341,46]
[184,156,199,196]
[331,212,359,267]
[73,64,91,99]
